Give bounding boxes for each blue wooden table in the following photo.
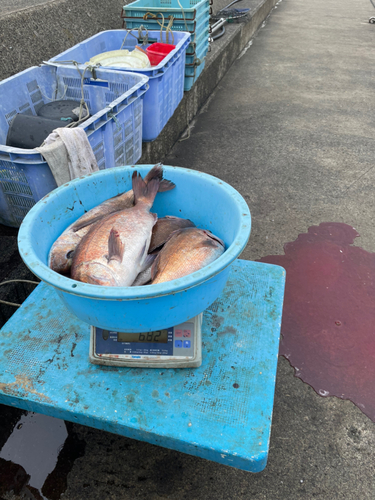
[0,260,285,472]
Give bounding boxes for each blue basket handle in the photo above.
[185,55,205,78]
[138,83,149,95]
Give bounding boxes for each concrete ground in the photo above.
[1,0,53,16]
[1,0,375,498]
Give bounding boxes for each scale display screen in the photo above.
[89,314,203,368]
[117,330,168,343]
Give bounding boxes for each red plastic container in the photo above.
[146,43,176,66]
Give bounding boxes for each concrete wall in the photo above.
[0,0,125,80]
[0,0,278,162]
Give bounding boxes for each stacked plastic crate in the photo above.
[121,0,211,91]
[48,29,190,142]
[0,65,148,227]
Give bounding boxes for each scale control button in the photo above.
[183,329,191,338]
[175,340,183,348]
[183,340,191,348]
[175,329,183,337]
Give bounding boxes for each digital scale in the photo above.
[89,313,203,368]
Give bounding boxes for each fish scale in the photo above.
[151,228,225,285]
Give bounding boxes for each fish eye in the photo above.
[66,250,75,259]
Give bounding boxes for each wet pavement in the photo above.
[1,0,375,497]
[259,222,375,421]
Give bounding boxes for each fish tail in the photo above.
[158,178,175,192]
[144,164,163,183]
[132,169,161,207]
[144,163,175,193]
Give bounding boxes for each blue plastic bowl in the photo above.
[18,165,251,332]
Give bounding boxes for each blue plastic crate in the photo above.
[185,34,209,64]
[184,52,206,91]
[122,0,211,21]
[186,27,208,56]
[0,65,148,227]
[48,30,190,142]
[185,39,208,75]
[123,5,210,40]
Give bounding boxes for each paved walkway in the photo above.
[164,0,375,498]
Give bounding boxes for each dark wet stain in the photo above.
[258,222,375,422]
[0,411,85,500]
[208,314,224,334]
[148,453,184,495]
[0,405,26,450]
[0,470,46,499]
[42,422,86,500]
[71,391,80,405]
[70,342,77,357]
[0,457,30,496]
[25,484,44,499]
[152,390,159,398]
[233,383,239,389]
[217,326,237,335]
[206,301,219,313]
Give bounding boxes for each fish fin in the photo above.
[163,215,195,227]
[108,228,124,263]
[149,228,183,254]
[132,170,160,206]
[72,213,107,232]
[200,239,221,249]
[151,251,162,281]
[140,252,157,272]
[138,240,148,261]
[132,266,153,286]
[202,230,225,248]
[158,179,175,192]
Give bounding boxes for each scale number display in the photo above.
[116,330,168,343]
[90,314,203,368]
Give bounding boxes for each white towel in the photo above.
[36,127,99,186]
